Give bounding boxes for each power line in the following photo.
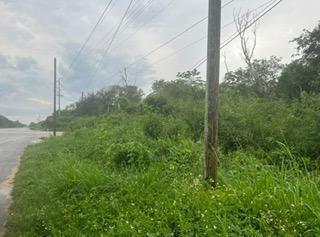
[111,0,177,51]
[75,0,235,81]
[59,0,283,105]
[148,0,274,67]
[108,0,277,80]
[89,0,175,60]
[93,0,155,55]
[124,0,150,21]
[86,24,118,59]
[100,0,117,23]
[68,0,156,83]
[91,0,136,79]
[111,0,268,78]
[59,83,78,103]
[123,0,143,19]
[108,0,280,81]
[192,0,283,70]
[123,0,153,25]
[152,36,207,66]
[113,0,237,72]
[70,1,136,81]
[92,0,152,54]
[154,0,276,68]
[120,0,155,32]
[85,1,119,57]
[68,0,114,70]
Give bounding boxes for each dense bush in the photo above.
[218,91,320,164]
[142,114,192,140]
[107,142,151,169]
[144,94,173,115]
[142,114,164,139]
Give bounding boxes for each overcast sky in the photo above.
[0,0,319,124]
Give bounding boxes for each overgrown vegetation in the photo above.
[6,23,320,236]
[6,113,320,236]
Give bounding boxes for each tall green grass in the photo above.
[5,114,320,236]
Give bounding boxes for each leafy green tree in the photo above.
[150,69,205,102]
[277,61,319,99]
[144,94,172,115]
[293,22,320,66]
[74,85,143,116]
[145,70,205,139]
[277,23,320,99]
[223,56,283,97]
[75,93,100,116]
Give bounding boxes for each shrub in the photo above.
[144,94,173,114]
[142,114,164,139]
[107,142,151,169]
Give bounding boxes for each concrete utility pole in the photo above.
[204,0,221,187]
[53,58,57,136]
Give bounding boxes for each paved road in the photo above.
[0,128,52,235]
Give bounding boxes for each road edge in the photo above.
[0,161,20,237]
[0,138,45,237]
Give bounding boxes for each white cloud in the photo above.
[28,98,51,106]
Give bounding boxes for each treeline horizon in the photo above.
[0,114,25,128]
[40,22,319,117]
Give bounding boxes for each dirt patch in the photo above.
[31,138,46,144]
[0,164,19,197]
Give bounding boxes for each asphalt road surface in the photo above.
[0,128,52,235]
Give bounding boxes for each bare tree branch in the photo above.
[120,67,129,87]
[234,10,258,69]
[222,51,230,73]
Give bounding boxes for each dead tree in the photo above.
[222,52,230,73]
[234,10,258,70]
[234,10,269,95]
[120,67,129,87]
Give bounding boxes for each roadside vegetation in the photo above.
[6,23,320,236]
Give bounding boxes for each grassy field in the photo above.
[5,114,320,236]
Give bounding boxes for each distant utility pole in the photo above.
[204,0,221,187]
[58,77,61,114]
[53,57,57,136]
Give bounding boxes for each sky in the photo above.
[0,0,319,124]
